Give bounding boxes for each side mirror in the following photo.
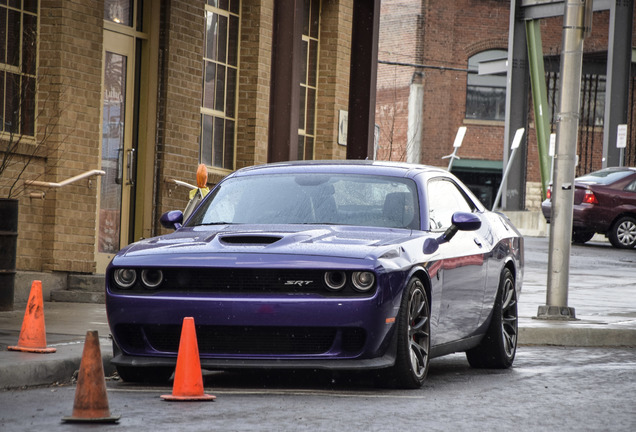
[423,212,481,254]
[160,210,184,230]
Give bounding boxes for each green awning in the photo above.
[451,159,503,173]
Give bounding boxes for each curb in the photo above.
[0,338,114,389]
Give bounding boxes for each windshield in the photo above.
[577,169,634,185]
[187,173,420,229]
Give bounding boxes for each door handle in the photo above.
[473,238,482,247]
[115,147,123,185]
[126,148,135,186]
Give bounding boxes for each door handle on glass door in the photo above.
[126,148,135,186]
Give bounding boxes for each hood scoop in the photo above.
[219,234,283,245]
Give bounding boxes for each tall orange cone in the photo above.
[62,330,120,423]
[161,317,216,401]
[8,280,56,353]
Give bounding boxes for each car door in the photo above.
[427,178,488,344]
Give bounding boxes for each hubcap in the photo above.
[617,220,636,246]
[501,277,518,358]
[408,287,430,379]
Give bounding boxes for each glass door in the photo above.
[97,31,136,272]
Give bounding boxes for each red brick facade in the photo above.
[376,0,636,209]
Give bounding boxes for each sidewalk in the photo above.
[1,237,635,389]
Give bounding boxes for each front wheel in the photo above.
[466,268,517,369]
[387,277,431,389]
[112,340,174,383]
[608,216,636,249]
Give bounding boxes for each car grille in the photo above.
[111,268,375,296]
[116,324,366,356]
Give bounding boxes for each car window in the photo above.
[577,169,635,185]
[427,178,473,230]
[187,173,420,229]
[625,179,636,192]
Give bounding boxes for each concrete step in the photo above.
[50,290,105,304]
[68,274,106,292]
[50,274,106,304]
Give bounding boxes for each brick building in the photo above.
[0,0,364,304]
[376,0,636,210]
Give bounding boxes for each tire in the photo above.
[572,229,594,244]
[608,216,636,249]
[387,277,431,389]
[466,268,517,369]
[112,340,174,383]
[115,365,174,383]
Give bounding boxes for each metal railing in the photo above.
[25,169,105,199]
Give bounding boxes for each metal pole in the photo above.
[493,128,525,211]
[539,0,590,320]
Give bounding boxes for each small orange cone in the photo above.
[62,330,120,423]
[8,280,56,353]
[161,317,216,401]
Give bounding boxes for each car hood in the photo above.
[115,224,428,262]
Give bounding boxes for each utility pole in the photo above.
[538,0,592,320]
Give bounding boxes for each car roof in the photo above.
[576,167,636,184]
[231,160,450,179]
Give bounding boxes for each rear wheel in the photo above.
[388,277,431,389]
[466,268,517,369]
[608,216,636,249]
[572,229,594,244]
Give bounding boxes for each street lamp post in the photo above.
[538,0,592,320]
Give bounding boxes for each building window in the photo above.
[547,72,605,127]
[201,0,240,170]
[298,0,320,160]
[465,50,507,122]
[0,0,37,136]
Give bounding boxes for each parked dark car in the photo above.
[541,167,636,248]
[106,160,523,389]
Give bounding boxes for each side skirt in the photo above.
[430,334,484,358]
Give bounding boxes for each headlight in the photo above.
[324,271,346,291]
[351,271,375,292]
[141,269,164,289]
[113,268,137,289]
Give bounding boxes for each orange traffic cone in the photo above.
[161,317,216,401]
[62,330,120,423]
[8,280,56,353]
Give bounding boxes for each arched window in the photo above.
[465,50,507,121]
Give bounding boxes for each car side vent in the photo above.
[220,235,282,245]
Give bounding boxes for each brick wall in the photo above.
[315,0,352,160]
[155,0,206,226]
[18,0,104,273]
[376,0,636,208]
[235,0,274,169]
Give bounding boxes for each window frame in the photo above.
[465,49,507,122]
[0,1,38,138]
[200,1,241,173]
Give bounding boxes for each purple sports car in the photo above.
[106,160,523,389]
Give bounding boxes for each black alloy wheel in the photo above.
[390,277,431,389]
[608,216,636,249]
[466,268,517,369]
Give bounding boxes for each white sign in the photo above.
[511,128,525,150]
[549,133,556,156]
[617,124,627,149]
[338,110,348,146]
[452,126,467,148]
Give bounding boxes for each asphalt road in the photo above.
[1,346,635,431]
